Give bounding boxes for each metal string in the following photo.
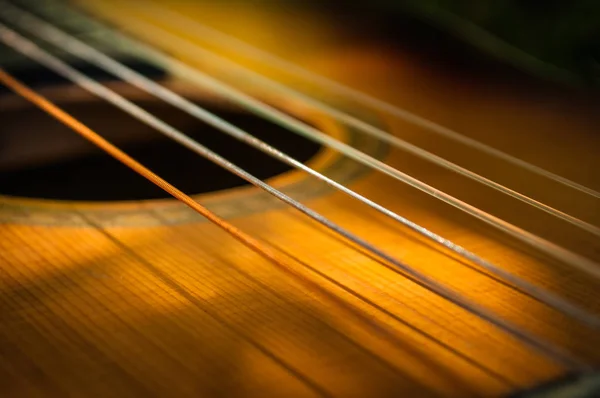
[0,25,588,371]
[74,2,600,238]
[133,0,600,200]
[4,3,599,330]
[4,2,598,282]
[0,66,510,392]
[0,68,335,398]
[0,68,494,396]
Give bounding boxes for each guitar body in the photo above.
[0,0,599,397]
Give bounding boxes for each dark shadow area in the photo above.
[0,64,322,201]
[286,1,600,93]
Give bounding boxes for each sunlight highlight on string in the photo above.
[0,28,588,370]
[3,2,599,331]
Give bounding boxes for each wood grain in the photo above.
[1,0,599,396]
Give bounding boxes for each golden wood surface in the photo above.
[1,0,599,396]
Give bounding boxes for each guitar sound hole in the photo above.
[0,87,322,201]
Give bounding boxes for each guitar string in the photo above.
[3,3,599,286]
[0,30,589,372]
[43,4,600,274]
[131,0,600,200]
[0,70,334,398]
[0,68,518,393]
[60,0,600,238]
[2,0,596,386]
[0,53,511,390]
[3,5,599,331]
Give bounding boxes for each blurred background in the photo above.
[252,0,600,88]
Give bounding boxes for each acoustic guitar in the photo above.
[0,0,599,397]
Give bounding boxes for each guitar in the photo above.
[0,0,599,396]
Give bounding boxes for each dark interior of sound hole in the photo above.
[0,84,322,201]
